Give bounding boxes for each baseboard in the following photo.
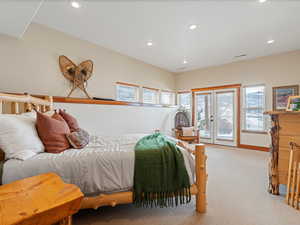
[238,144,269,152]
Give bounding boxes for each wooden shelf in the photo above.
[53,96,176,108]
[3,92,177,108]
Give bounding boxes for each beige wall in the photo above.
[175,50,300,147]
[176,50,300,93]
[0,23,177,136]
[0,23,175,98]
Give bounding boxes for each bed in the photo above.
[0,92,207,213]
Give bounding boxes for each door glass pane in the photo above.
[216,92,234,140]
[196,94,211,138]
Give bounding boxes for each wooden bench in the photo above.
[0,173,83,225]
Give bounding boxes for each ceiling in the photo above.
[1,0,300,72]
[0,0,42,38]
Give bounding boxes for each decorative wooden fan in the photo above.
[59,55,93,99]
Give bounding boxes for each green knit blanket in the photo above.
[133,133,191,208]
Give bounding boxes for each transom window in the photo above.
[160,90,175,105]
[116,82,139,102]
[243,85,266,132]
[178,92,191,109]
[142,87,159,104]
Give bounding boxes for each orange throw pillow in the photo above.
[59,110,79,132]
[36,111,71,153]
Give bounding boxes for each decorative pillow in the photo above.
[59,110,79,132]
[36,112,71,153]
[0,114,45,160]
[182,127,195,136]
[66,128,89,149]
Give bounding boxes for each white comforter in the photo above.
[3,134,195,196]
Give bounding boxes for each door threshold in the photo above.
[204,143,269,152]
[204,143,237,150]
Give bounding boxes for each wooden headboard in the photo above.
[0,93,53,162]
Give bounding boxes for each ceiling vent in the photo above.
[177,67,187,71]
[234,54,247,58]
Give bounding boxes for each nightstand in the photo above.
[0,173,83,225]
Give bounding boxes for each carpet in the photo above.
[74,146,300,225]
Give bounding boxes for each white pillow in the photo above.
[0,114,45,160]
[21,110,54,118]
[182,127,195,137]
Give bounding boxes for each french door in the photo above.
[194,88,238,146]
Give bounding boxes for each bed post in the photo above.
[59,216,72,225]
[195,144,207,213]
[44,96,54,111]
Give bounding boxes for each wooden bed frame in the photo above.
[0,92,208,213]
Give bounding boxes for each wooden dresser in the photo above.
[266,111,300,195]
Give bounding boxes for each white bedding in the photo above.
[3,134,195,196]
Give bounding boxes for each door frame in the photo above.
[192,84,241,147]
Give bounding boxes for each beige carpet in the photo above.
[74,146,300,225]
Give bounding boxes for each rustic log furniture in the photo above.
[286,142,300,210]
[174,128,200,144]
[0,173,83,225]
[265,111,300,195]
[0,92,208,213]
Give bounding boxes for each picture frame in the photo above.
[272,85,299,111]
[286,95,300,111]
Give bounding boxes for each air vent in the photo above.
[234,54,247,58]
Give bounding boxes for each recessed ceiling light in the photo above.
[267,39,275,44]
[183,60,188,64]
[147,41,153,46]
[259,0,267,3]
[189,24,197,30]
[71,1,81,8]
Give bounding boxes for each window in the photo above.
[178,92,191,109]
[116,82,139,102]
[243,85,266,132]
[142,87,159,104]
[160,90,175,105]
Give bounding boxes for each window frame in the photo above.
[242,84,267,133]
[115,82,140,103]
[160,90,175,106]
[142,87,159,104]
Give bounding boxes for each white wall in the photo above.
[54,103,177,136]
[0,23,175,98]
[175,50,300,147]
